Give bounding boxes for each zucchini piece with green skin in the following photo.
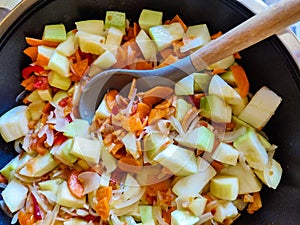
[2,179,28,213]
[238,86,282,129]
[233,128,268,170]
[0,105,29,142]
[176,126,215,152]
[210,175,239,201]
[149,22,185,51]
[154,144,198,176]
[138,9,163,32]
[75,20,104,35]
[254,159,282,189]
[105,11,126,32]
[200,94,232,123]
[171,209,199,225]
[42,24,66,42]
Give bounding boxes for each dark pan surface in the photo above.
[0,0,299,224]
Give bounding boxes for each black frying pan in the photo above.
[0,0,299,224]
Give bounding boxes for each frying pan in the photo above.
[0,0,299,224]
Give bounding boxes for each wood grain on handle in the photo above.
[190,0,300,71]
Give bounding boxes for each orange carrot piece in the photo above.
[234,52,242,59]
[146,179,171,197]
[170,14,187,31]
[136,102,151,119]
[0,174,7,184]
[25,37,59,47]
[211,31,223,40]
[212,68,227,75]
[230,65,249,98]
[71,58,89,77]
[67,170,84,198]
[133,22,141,37]
[130,60,153,70]
[118,156,142,173]
[148,108,170,125]
[247,192,262,214]
[95,198,110,220]
[142,86,174,107]
[128,114,144,132]
[23,46,38,62]
[21,75,37,91]
[18,211,35,225]
[157,55,178,68]
[36,53,50,67]
[105,89,119,110]
[162,206,176,224]
[154,98,172,109]
[211,160,224,173]
[95,187,112,220]
[96,186,113,202]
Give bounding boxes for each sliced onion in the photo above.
[38,125,54,147]
[14,138,23,153]
[157,119,171,136]
[38,204,60,225]
[78,171,102,195]
[11,210,19,224]
[54,118,69,132]
[113,187,145,209]
[76,209,89,217]
[239,152,251,172]
[110,201,139,217]
[195,212,214,225]
[182,107,199,132]
[110,213,125,225]
[222,126,246,143]
[14,172,42,183]
[168,116,184,136]
[153,206,169,225]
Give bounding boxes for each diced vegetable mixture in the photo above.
[0,9,283,225]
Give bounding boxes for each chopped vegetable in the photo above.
[0,9,283,225]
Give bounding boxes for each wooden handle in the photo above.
[190,0,300,71]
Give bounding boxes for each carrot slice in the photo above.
[25,37,60,47]
[170,14,187,31]
[211,31,223,40]
[128,114,144,132]
[212,68,227,75]
[36,52,50,67]
[23,46,38,62]
[148,108,170,125]
[230,65,249,98]
[157,55,178,68]
[247,192,262,214]
[95,187,112,220]
[133,22,141,37]
[18,211,35,225]
[67,170,84,198]
[136,102,151,119]
[234,52,242,59]
[105,89,119,110]
[118,156,142,173]
[71,58,89,77]
[211,160,224,173]
[96,186,112,202]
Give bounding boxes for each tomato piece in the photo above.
[21,65,44,79]
[67,170,84,198]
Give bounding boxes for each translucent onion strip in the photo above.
[78,171,102,195]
